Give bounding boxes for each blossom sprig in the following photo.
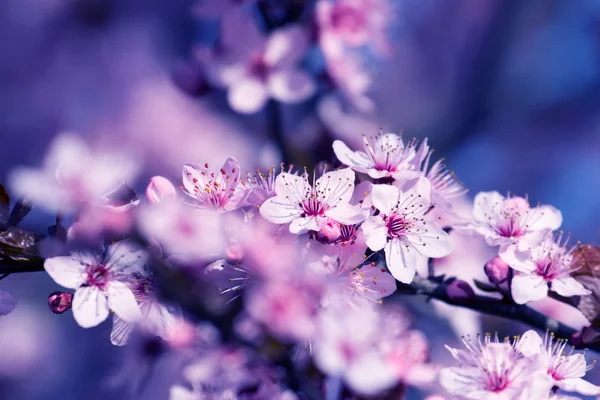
[2,130,600,400]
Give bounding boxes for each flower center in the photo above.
[249,54,269,82]
[385,212,408,238]
[85,264,110,290]
[331,5,365,33]
[131,274,155,302]
[301,196,327,216]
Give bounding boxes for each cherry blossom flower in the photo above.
[44,240,147,328]
[9,133,138,212]
[259,168,368,234]
[460,192,562,251]
[137,200,225,262]
[420,152,468,211]
[239,164,295,208]
[316,0,392,57]
[516,330,600,396]
[332,133,426,180]
[361,179,453,283]
[500,234,590,304]
[440,333,551,400]
[182,157,245,212]
[111,272,181,346]
[201,10,315,114]
[309,240,396,308]
[312,304,398,396]
[325,53,375,112]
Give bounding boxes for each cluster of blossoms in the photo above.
[1,130,598,399]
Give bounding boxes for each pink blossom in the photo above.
[137,200,225,262]
[9,133,138,212]
[308,241,396,308]
[316,0,392,57]
[111,273,181,346]
[516,330,600,396]
[500,234,590,304]
[259,168,368,234]
[440,333,552,400]
[361,179,453,283]
[44,240,147,328]
[239,164,295,208]
[333,133,425,180]
[182,157,245,212]
[146,176,177,204]
[460,192,562,251]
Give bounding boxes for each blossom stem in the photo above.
[0,261,44,274]
[396,275,600,353]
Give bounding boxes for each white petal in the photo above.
[228,78,269,114]
[527,205,562,232]
[264,24,308,67]
[259,196,303,224]
[44,256,87,289]
[269,69,316,103]
[516,330,543,357]
[104,240,148,274]
[316,168,356,205]
[107,281,142,323]
[551,277,591,297]
[325,203,368,225]
[406,221,453,258]
[439,367,486,396]
[332,140,372,173]
[274,172,310,200]
[371,184,399,215]
[472,191,505,222]
[345,352,398,396]
[289,216,326,234]
[511,274,548,304]
[557,378,600,395]
[499,245,537,273]
[398,177,432,213]
[110,314,134,346]
[8,168,65,211]
[361,217,387,251]
[72,286,110,328]
[385,239,417,283]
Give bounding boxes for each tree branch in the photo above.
[396,275,600,353]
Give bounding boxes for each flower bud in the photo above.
[446,280,475,302]
[316,219,341,243]
[146,176,177,204]
[225,243,244,264]
[485,256,510,285]
[48,291,73,314]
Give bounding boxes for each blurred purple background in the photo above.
[1,0,600,398]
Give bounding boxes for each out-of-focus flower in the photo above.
[316,0,392,57]
[516,330,600,396]
[458,192,562,251]
[309,241,396,308]
[420,153,468,212]
[362,179,452,283]
[0,290,16,315]
[500,234,590,304]
[239,164,295,209]
[44,240,147,328]
[9,133,138,212]
[204,258,257,302]
[182,157,244,212]
[138,200,225,262]
[260,168,368,234]
[440,333,552,400]
[111,272,181,346]
[313,304,398,396]
[146,176,177,204]
[325,53,375,112]
[333,133,424,180]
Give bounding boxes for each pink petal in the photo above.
[259,197,303,225]
[499,245,537,273]
[511,274,548,304]
[551,277,591,297]
[385,238,417,284]
[527,205,562,232]
[316,168,356,205]
[407,221,453,258]
[104,240,148,274]
[107,281,142,323]
[44,256,87,289]
[362,216,387,251]
[557,378,600,395]
[228,78,269,114]
[332,140,372,173]
[398,177,432,212]
[371,184,399,216]
[472,191,505,223]
[516,330,543,357]
[268,69,316,104]
[264,25,308,68]
[289,216,327,234]
[72,286,110,328]
[325,203,368,225]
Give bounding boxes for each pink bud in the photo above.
[48,291,73,314]
[225,243,244,264]
[485,256,510,285]
[446,280,475,302]
[146,176,176,204]
[316,219,341,243]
